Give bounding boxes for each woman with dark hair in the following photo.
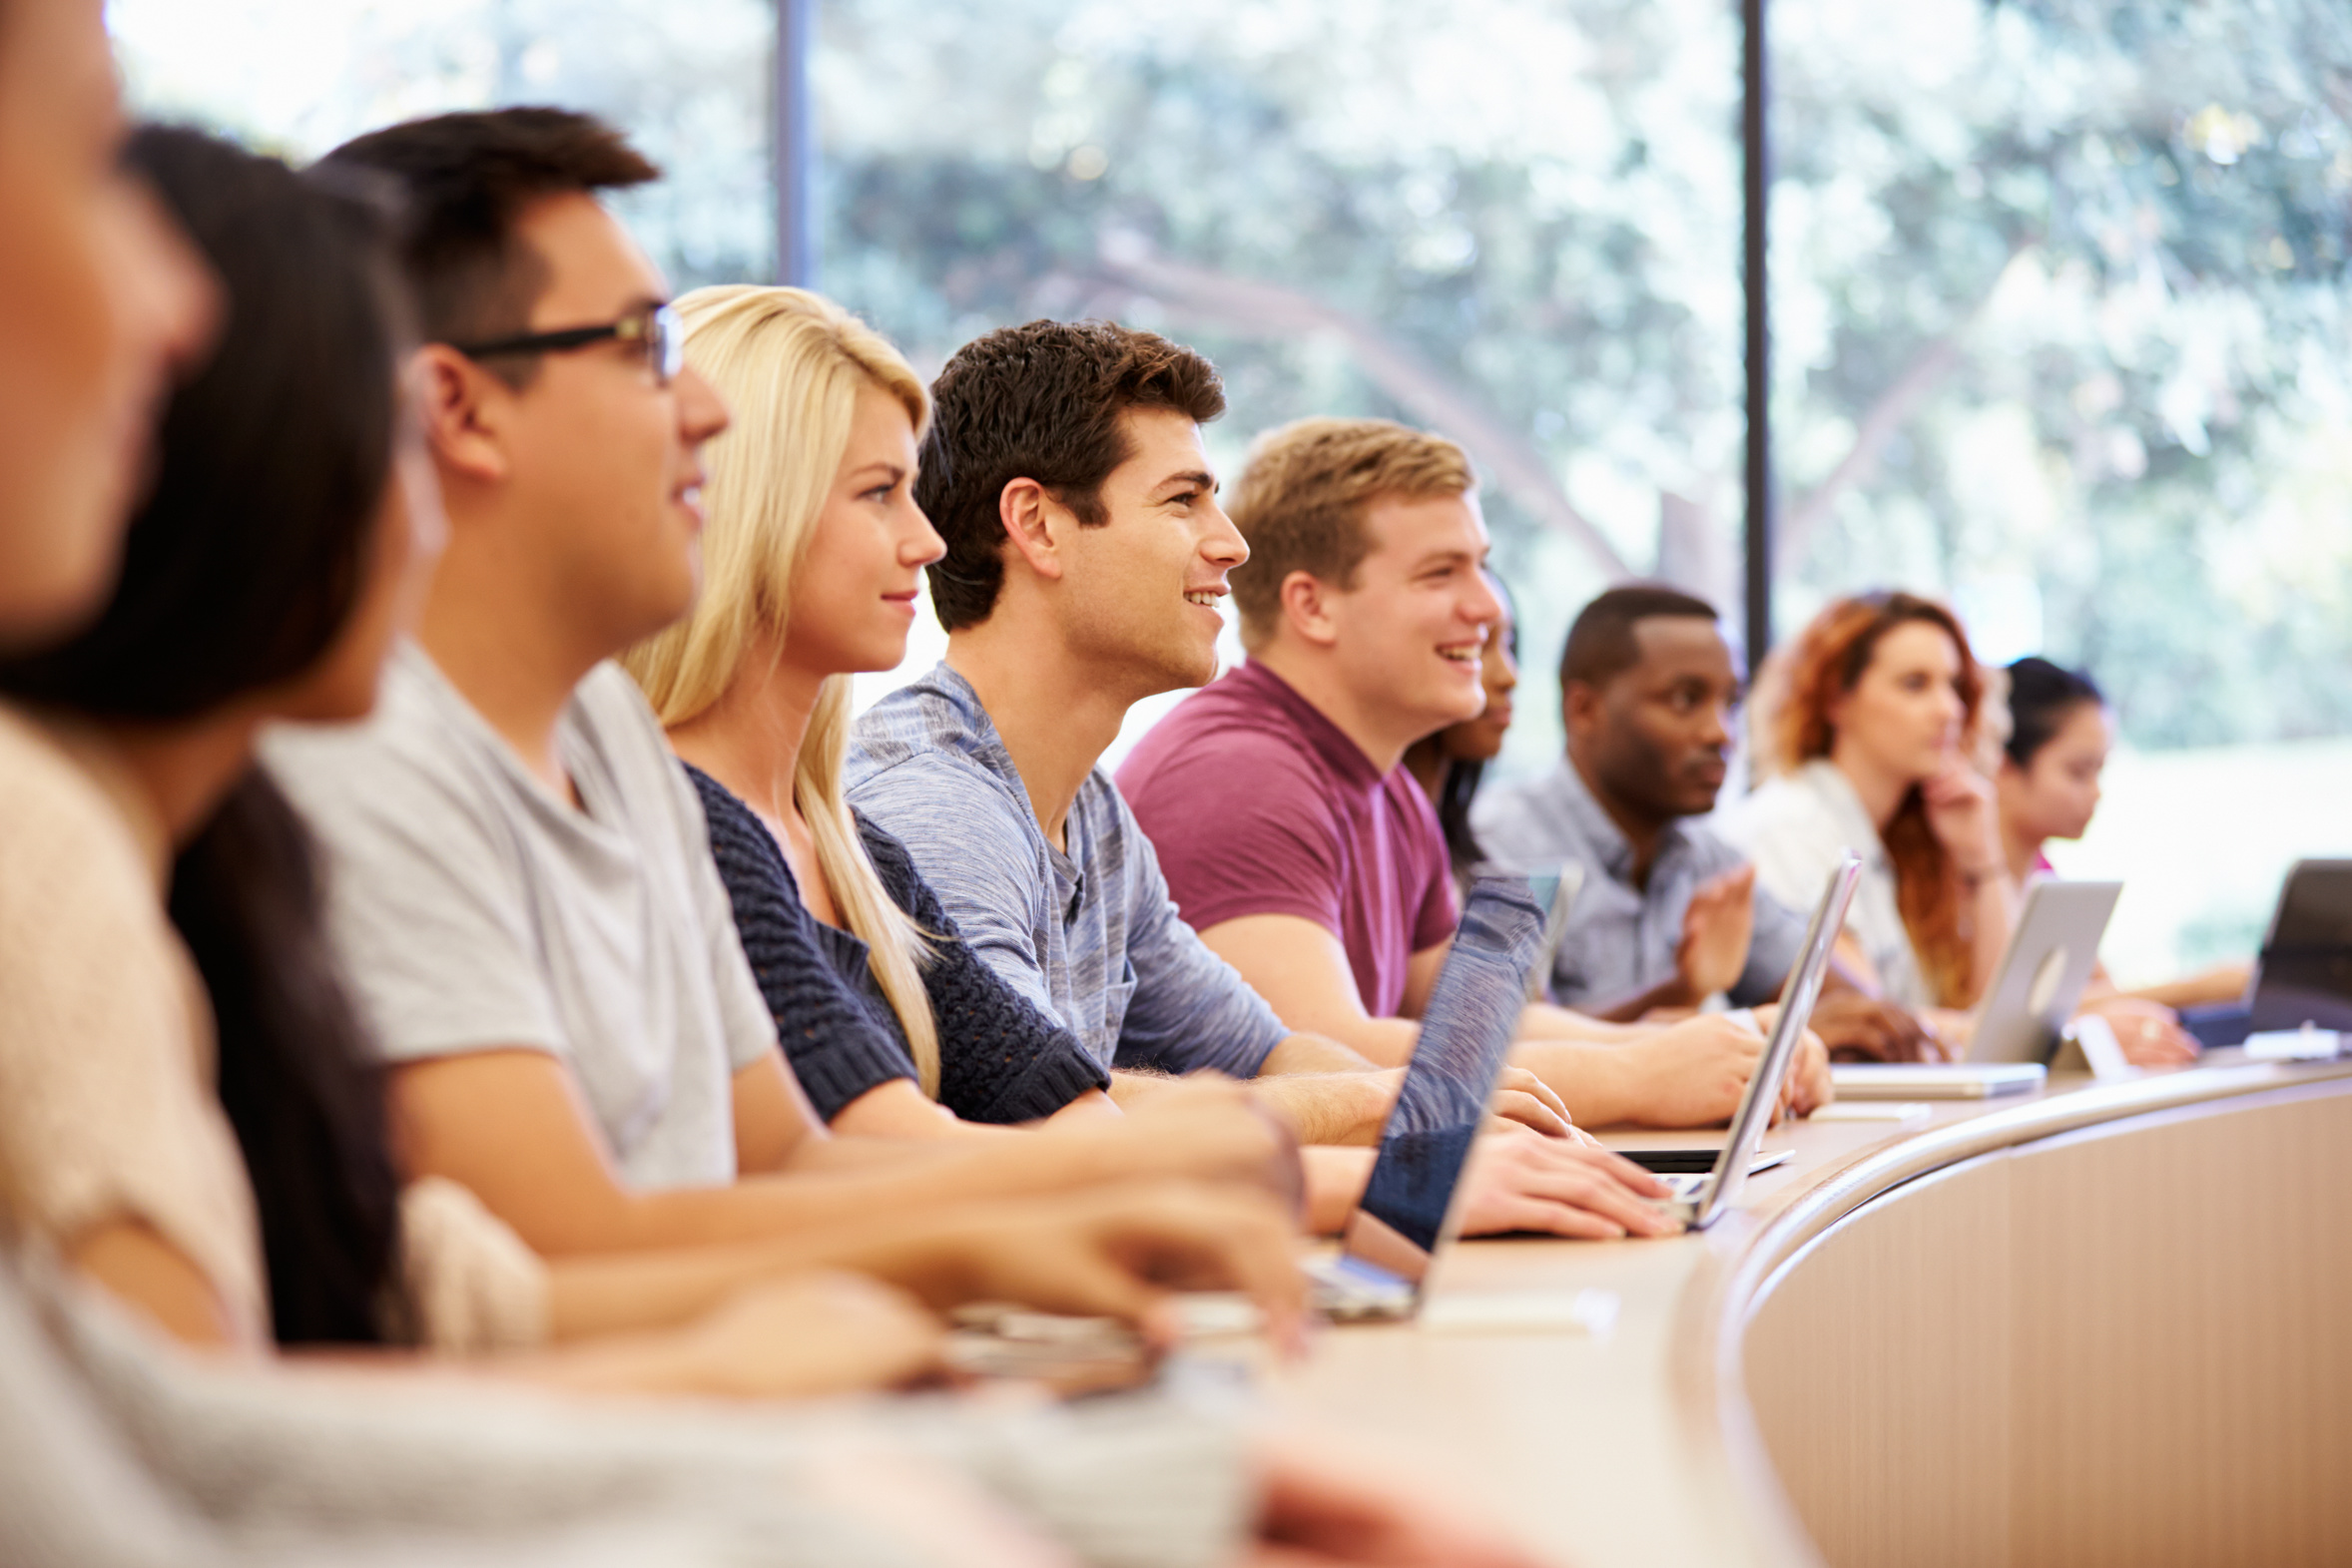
[1724,591,2017,1014]
[1996,655,2237,1061]
[0,126,1293,1387]
[1402,574,1518,884]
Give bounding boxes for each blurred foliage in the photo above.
[821,0,2352,753]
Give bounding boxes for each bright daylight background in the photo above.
[112,0,2352,984]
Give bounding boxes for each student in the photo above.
[3,125,1304,1384]
[624,284,1119,1135]
[0,30,1534,1568]
[1472,585,1938,1062]
[1725,591,2017,1017]
[1400,573,1517,885]
[258,109,1314,1277]
[850,321,1678,1236]
[1998,655,2228,1062]
[1118,417,1829,1127]
[0,0,213,645]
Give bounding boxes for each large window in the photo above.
[110,1,2352,982]
[110,0,775,289]
[817,0,1745,775]
[1770,0,2352,976]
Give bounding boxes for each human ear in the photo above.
[412,345,510,488]
[1278,570,1339,649]
[995,477,1064,584]
[1561,682,1602,745]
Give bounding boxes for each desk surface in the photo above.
[1261,1055,2352,1568]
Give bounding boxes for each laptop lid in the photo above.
[1337,869,1555,1295]
[1966,878,2122,1065]
[2250,860,2352,1032]
[1688,853,1862,1230]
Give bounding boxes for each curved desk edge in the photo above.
[1678,1057,2352,1567]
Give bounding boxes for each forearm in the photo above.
[1299,1146,1376,1235]
[1514,1000,1643,1042]
[1246,1071,1392,1147]
[1577,977,1696,1024]
[1504,1038,1642,1127]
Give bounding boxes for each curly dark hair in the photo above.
[915,319,1225,631]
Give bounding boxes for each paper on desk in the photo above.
[1808,1101,1931,1122]
[1418,1288,1619,1338]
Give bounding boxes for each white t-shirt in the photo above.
[1722,758,1931,1010]
[263,644,778,1192]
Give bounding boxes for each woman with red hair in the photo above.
[1726,592,2018,1014]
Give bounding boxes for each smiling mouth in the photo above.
[1184,591,1222,608]
[1437,645,1483,666]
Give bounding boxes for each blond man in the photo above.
[1117,418,1830,1128]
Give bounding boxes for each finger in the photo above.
[1489,1089,1572,1139]
[1527,1166,1681,1236]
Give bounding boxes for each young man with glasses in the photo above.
[259,108,1320,1298]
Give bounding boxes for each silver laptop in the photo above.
[1831,875,2117,1100]
[1311,868,1559,1321]
[1647,853,1861,1229]
[1968,877,2122,1064]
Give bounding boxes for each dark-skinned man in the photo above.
[1473,585,1942,1062]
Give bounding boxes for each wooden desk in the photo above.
[1266,1059,2352,1568]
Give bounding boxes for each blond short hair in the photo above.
[622,285,942,1095]
[1227,417,1476,648]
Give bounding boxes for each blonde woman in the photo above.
[627,286,1118,1136]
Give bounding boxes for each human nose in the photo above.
[1700,699,1732,747]
[1201,495,1248,568]
[116,178,221,380]
[674,364,731,446]
[1464,570,1503,630]
[900,497,946,568]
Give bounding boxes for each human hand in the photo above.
[1742,1006,1832,1120]
[665,1272,946,1400]
[1105,1077,1305,1212]
[1486,1064,1574,1139]
[1678,865,1758,1000]
[1919,762,2004,876]
[2077,995,2199,1067]
[1615,1013,1766,1128]
[1248,1431,1548,1568]
[917,1182,1311,1356]
[1454,1127,1679,1239]
[1809,991,1947,1063]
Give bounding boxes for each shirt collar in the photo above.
[1542,756,1695,885]
[1228,659,1387,790]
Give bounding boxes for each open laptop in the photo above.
[1637,853,1861,1228]
[1310,868,1558,1321]
[1832,876,2118,1100]
[2247,859,2352,1033]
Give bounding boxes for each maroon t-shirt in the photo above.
[1115,659,1460,1019]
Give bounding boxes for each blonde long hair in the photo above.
[624,285,940,1095]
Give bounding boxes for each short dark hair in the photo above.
[1558,583,1721,692]
[318,107,657,375]
[2004,655,2104,769]
[915,319,1226,631]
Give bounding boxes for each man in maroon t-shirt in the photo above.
[1119,417,1828,1128]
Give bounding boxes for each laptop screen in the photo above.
[1346,871,1552,1278]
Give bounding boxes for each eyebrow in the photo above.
[1152,469,1219,496]
[848,460,908,482]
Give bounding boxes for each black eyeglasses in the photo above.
[447,301,684,385]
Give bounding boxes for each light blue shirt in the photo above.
[846,665,1287,1078]
[1470,757,1809,1009]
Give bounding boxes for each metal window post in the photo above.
[1741,0,1773,664]
[775,0,817,286]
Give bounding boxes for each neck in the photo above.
[1825,738,1913,832]
[1566,749,1669,886]
[1249,641,1424,778]
[665,624,823,825]
[943,612,1140,849]
[1401,736,1447,800]
[415,538,606,799]
[2001,813,2042,884]
[94,710,267,851]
